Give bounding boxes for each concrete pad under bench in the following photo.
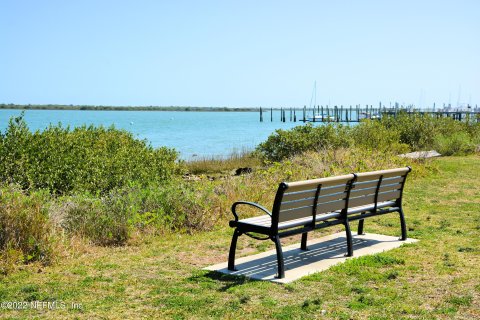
[205,233,417,284]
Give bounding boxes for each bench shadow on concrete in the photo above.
[204,233,417,283]
[236,236,376,278]
[212,235,404,283]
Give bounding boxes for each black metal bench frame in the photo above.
[228,167,411,279]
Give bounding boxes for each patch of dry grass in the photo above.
[185,149,261,175]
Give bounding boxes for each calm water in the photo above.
[0,109,310,159]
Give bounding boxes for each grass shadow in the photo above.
[194,270,258,291]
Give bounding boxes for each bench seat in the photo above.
[233,211,341,231]
[232,200,398,231]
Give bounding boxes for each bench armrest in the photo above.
[231,201,272,221]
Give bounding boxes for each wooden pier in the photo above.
[259,104,480,123]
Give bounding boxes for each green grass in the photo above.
[0,155,479,319]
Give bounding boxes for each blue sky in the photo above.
[1,0,479,108]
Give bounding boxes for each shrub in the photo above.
[0,185,57,274]
[132,181,216,231]
[350,120,409,154]
[58,180,216,245]
[59,195,131,246]
[380,112,436,150]
[0,114,179,195]
[256,124,352,161]
[0,115,30,189]
[380,112,480,153]
[434,132,477,156]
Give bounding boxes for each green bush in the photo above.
[0,115,30,188]
[380,113,436,150]
[126,181,215,232]
[256,124,352,161]
[0,114,179,194]
[0,185,56,274]
[59,180,215,245]
[350,120,409,154]
[379,112,480,152]
[59,195,130,246]
[434,132,477,156]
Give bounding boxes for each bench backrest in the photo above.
[274,174,355,223]
[271,167,411,227]
[350,167,410,208]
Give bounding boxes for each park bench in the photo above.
[228,167,411,279]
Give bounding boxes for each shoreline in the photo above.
[0,104,259,112]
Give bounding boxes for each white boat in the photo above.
[359,112,381,120]
[307,114,335,122]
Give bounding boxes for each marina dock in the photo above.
[259,104,480,123]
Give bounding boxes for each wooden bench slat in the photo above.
[377,190,402,202]
[278,211,341,230]
[346,201,397,215]
[279,205,314,222]
[317,191,349,203]
[282,184,349,201]
[281,191,348,211]
[348,195,373,208]
[285,174,354,192]
[355,168,410,182]
[378,184,403,193]
[351,186,376,197]
[353,176,404,190]
[349,190,401,207]
[280,198,315,211]
[279,199,348,222]
[316,199,347,214]
[282,189,317,201]
[242,215,271,222]
[351,183,402,197]
[239,215,271,226]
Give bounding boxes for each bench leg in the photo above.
[398,208,407,241]
[358,216,365,235]
[344,220,354,257]
[301,232,308,250]
[228,229,241,271]
[272,235,285,279]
